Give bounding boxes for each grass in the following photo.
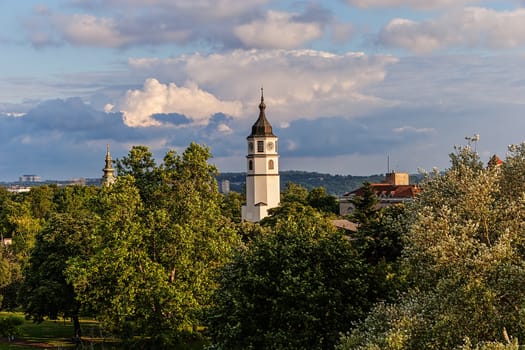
[0,312,207,349]
[0,312,117,349]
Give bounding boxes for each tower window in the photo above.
[268,159,274,170]
[248,160,253,171]
[257,141,264,152]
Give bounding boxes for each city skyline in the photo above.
[1,0,525,181]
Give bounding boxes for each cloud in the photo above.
[68,0,268,19]
[24,0,270,49]
[217,123,233,135]
[234,10,324,49]
[345,0,482,10]
[120,78,243,127]
[54,14,126,47]
[128,49,398,124]
[24,0,339,50]
[0,98,241,179]
[378,7,525,53]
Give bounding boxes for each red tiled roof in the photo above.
[488,154,503,167]
[345,183,421,199]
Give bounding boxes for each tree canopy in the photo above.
[208,205,370,350]
[340,144,525,349]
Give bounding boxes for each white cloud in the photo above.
[5,112,27,118]
[51,13,190,48]
[103,103,114,113]
[120,78,243,127]
[54,14,126,48]
[379,7,525,53]
[27,0,269,48]
[217,123,233,134]
[346,0,482,10]
[234,11,323,49]
[128,49,398,124]
[70,0,268,19]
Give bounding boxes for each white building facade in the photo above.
[241,91,280,222]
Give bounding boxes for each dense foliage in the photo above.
[339,145,525,349]
[0,143,242,348]
[208,204,369,350]
[5,141,525,349]
[66,144,241,347]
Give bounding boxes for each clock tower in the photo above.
[241,89,280,222]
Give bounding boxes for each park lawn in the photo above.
[0,312,207,349]
[0,311,114,349]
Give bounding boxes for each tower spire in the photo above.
[259,87,266,112]
[250,88,273,137]
[102,144,116,186]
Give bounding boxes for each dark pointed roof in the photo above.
[249,88,275,137]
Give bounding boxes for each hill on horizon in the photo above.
[217,170,422,196]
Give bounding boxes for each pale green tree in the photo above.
[340,145,525,349]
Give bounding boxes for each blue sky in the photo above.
[1,0,525,181]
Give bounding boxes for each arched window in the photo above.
[268,159,274,170]
[248,160,253,171]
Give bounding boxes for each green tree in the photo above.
[26,185,57,220]
[115,145,161,205]
[306,187,339,215]
[0,194,43,310]
[68,144,240,347]
[22,211,99,338]
[348,182,379,228]
[208,205,370,350]
[278,183,338,215]
[280,182,309,205]
[351,204,411,306]
[66,176,165,341]
[340,145,525,349]
[221,192,244,224]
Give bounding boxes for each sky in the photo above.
[1,0,525,181]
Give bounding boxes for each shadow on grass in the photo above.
[0,312,119,349]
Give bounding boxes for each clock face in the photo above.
[267,142,274,151]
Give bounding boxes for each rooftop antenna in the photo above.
[387,155,390,174]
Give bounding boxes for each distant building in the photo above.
[241,89,280,222]
[19,174,41,182]
[488,154,503,168]
[339,171,421,216]
[101,144,116,186]
[7,185,31,193]
[220,180,230,194]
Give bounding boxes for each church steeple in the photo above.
[102,144,116,186]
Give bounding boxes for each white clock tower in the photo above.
[241,89,280,222]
